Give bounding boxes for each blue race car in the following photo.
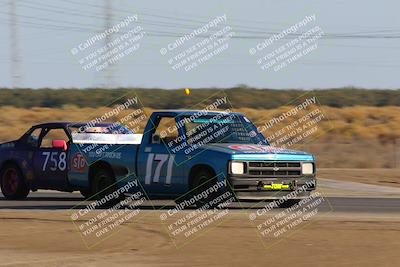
[0,110,316,206]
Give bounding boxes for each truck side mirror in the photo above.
[152,134,161,144]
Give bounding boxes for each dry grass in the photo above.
[318,168,400,187]
[0,106,399,168]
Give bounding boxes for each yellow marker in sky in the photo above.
[184,88,190,95]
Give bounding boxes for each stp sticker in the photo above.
[71,153,87,172]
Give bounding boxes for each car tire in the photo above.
[0,163,30,200]
[91,168,122,207]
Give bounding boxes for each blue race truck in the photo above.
[0,110,316,206]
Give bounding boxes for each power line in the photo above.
[2,14,400,41]
[1,0,400,88]
[13,1,283,35]
[2,1,400,40]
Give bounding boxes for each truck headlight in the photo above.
[301,163,314,175]
[231,161,245,174]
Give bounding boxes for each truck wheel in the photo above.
[91,168,122,207]
[191,169,219,209]
[0,163,29,200]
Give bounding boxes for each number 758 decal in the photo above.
[145,153,175,185]
[42,151,67,171]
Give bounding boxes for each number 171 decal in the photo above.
[145,153,175,185]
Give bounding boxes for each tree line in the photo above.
[0,87,399,109]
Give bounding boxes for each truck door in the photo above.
[137,115,186,197]
[33,127,70,190]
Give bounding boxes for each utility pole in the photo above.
[9,0,22,88]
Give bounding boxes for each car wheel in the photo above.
[0,163,29,200]
[91,168,122,207]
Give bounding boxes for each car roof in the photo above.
[32,122,116,128]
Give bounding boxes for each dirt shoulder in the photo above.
[0,211,399,267]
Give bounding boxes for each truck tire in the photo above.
[80,189,92,199]
[90,168,122,207]
[279,199,301,208]
[191,169,220,209]
[0,163,29,200]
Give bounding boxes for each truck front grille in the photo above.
[247,161,302,178]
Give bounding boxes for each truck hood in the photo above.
[204,143,314,161]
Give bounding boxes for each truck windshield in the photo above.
[180,113,267,145]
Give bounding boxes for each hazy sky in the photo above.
[0,0,399,89]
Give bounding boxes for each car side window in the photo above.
[152,117,178,144]
[40,128,70,148]
[26,128,42,147]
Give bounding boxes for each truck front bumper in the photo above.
[228,175,317,201]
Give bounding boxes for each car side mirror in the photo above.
[52,140,67,151]
[152,134,161,144]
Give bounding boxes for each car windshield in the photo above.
[180,113,267,145]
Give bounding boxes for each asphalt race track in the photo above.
[1,178,400,213]
[1,191,400,214]
[1,180,400,267]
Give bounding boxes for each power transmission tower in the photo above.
[9,0,22,88]
[102,0,116,88]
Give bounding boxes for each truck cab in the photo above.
[134,110,316,202]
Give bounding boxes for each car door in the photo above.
[137,115,186,197]
[33,127,70,190]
